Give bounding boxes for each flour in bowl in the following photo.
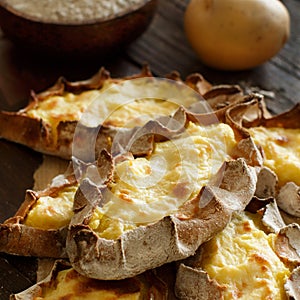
[3,0,148,24]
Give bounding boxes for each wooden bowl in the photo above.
[0,0,157,59]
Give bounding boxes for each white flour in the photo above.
[3,0,148,24]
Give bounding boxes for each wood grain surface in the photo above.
[0,0,299,298]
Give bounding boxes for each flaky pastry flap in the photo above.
[284,266,300,300]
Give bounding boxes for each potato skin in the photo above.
[184,0,290,70]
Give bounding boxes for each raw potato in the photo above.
[184,0,290,70]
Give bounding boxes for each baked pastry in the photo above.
[5,68,299,298]
[0,66,243,160]
[0,164,77,257]
[175,198,300,300]
[67,106,259,280]
[174,99,300,300]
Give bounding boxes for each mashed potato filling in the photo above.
[248,127,300,186]
[24,185,78,230]
[89,122,237,238]
[26,79,201,143]
[38,268,140,300]
[200,211,290,300]
[23,122,236,238]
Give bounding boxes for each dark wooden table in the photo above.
[0,0,299,298]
